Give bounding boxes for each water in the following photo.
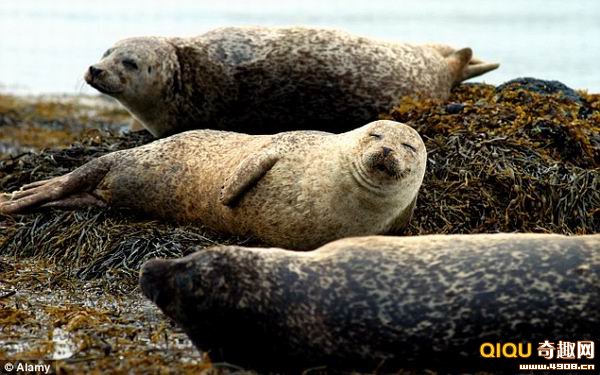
[1,0,599,94]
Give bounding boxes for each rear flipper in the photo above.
[0,157,112,215]
[432,45,500,84]
[461,60,500,82]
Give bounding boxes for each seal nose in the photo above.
[89,66,104,79]
[140,259,172,307]
[382,147,393,157]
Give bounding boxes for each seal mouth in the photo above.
[84,72,124,95]
[367,154,407,180]
[374,160,405,179]
[87,79,124,95]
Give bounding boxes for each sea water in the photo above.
[1,0,599,94]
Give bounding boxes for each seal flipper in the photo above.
[0,156,112,215]
[445,48,473,86]
[446,47,500,83]
[40,192,107,210]
[461,61,500,82]
[220,149,280,207]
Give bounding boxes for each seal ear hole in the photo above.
[147,66,152,74]
[369,133,383,139]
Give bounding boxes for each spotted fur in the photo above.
[85,27,499,137]
[140,233,600,372]
[0,121,426,250]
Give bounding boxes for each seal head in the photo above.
[343,121,427,208]
[84,37,178,135]
[356,120,426,182]
[140,248,277,366]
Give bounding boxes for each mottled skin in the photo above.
[140,233,600,372]
[0,121,426,250]
[85,26,499,137]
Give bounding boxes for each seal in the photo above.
[85,26,499,137]
[139,233,600,372]
[0,120,426,250]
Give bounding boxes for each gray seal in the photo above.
[0,120,426,250]
[140,233,599,372]
[85,26,499,137]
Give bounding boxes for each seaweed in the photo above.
[388,81,599,235]
[0,94,131,155]
[0,258,214,374]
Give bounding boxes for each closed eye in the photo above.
[122,59,139,70]
[369,133,383,139]
[402,143,416,152]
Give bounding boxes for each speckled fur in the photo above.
[85,26,498,137]
[0,120,426,250]
[140,233,600,372]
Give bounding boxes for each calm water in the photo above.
[1,0,599,94]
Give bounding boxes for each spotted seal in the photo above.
[0,120,426,250]
[85,26,499,137]
[139,233,599,372]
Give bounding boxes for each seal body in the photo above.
[139,233,600,372]
[0,120,426,250]
[85,27,499,137]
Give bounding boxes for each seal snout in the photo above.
[84,65,124,95]
[139,258,173,308]
[368,147,406,179]
[88,65,104,79]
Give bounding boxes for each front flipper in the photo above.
[219,148,280,207]
[0,157,112,215]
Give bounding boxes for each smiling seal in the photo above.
[85,26,499,137]
[139,233,600,372]
[0,120,426,250]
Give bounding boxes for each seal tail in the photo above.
[445,47,500,85]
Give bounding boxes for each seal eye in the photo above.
[369,133,383,139]
[402,143,416,152]
[122,59,139,70]
[102,48,113,58]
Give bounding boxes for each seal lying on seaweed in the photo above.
[0,120,426,250]
[85,26,499,136]
[140,233,600,372]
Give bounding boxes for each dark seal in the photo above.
[140,233,599,372]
